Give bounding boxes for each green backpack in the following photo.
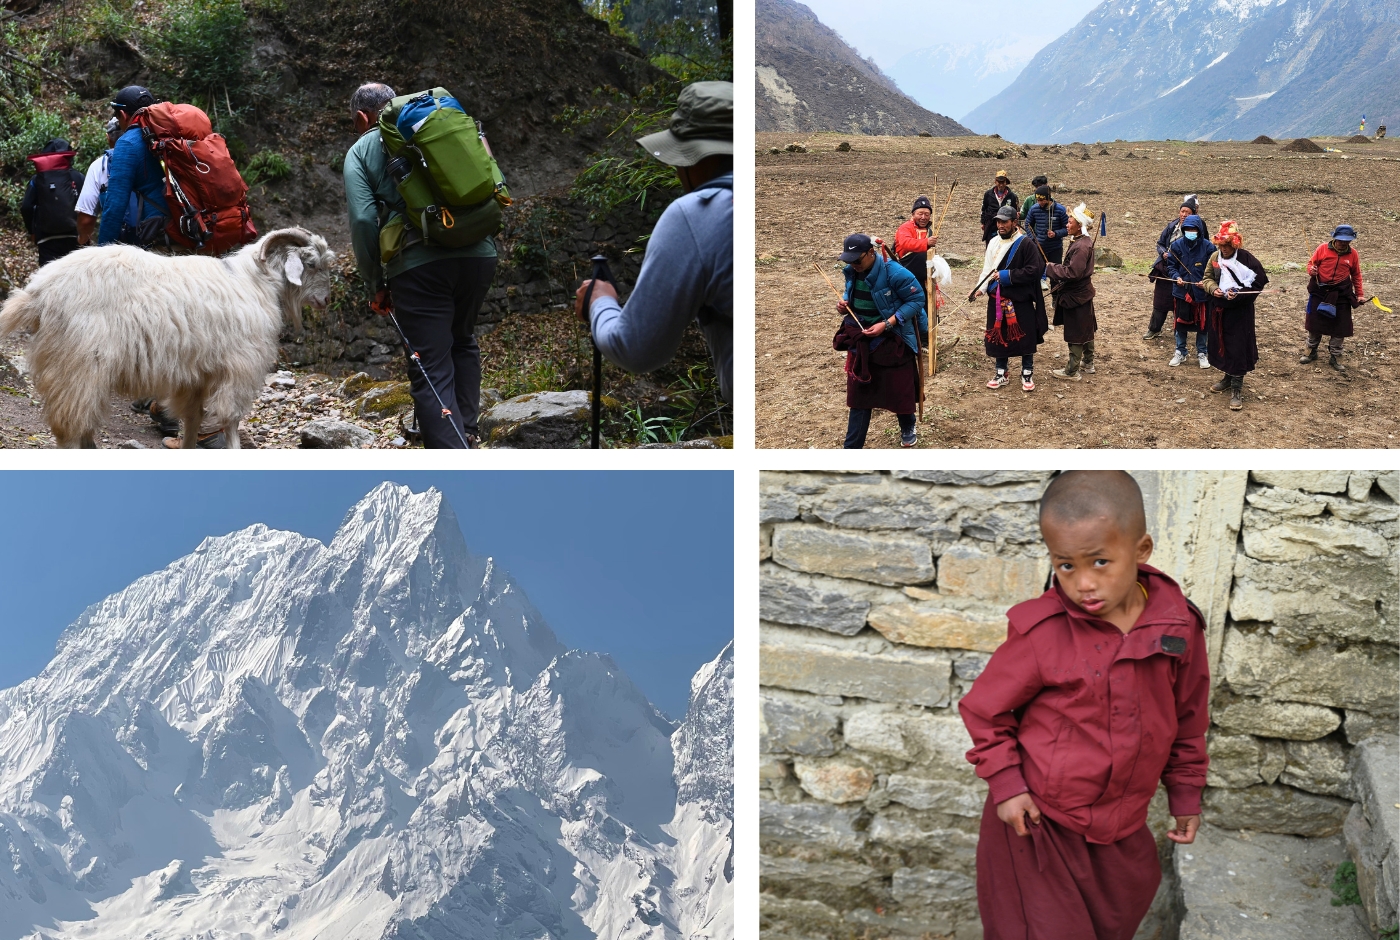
[377,88,510,260]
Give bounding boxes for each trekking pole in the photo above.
[581,254,614,449]
[385,309,471,449]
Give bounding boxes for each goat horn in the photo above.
[257,227,316,263]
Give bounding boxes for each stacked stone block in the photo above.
[759,470,1053,940]
[759,469,1399,940]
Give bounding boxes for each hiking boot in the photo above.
[1141,329,1161,340]
[161,430,227,449]
[1299,347,1318,364]
[1198,352,1210,369]
[130,398,153,415]
[1051,368,1081,382]
[987,372,1009,389]
[1169,351,1186,367]
[1211,377,1230,393]
[1021,373,1035,391]
[901,428,917,448]
[1229,388,1243,410]
[148,403,182,437]
[1329,354,1345,373]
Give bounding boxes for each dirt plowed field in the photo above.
[756,133,1400,448]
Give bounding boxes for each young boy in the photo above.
[959,471,1209,940]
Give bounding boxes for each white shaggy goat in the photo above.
[0,227,335,448]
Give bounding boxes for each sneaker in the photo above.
[1085,361,1096,374]
[901,428,917,448]
[1329,354,1345,373]
[1169,351,1186,367]
[987,372,1009,389]
[1198,352,1210,369]
[1141,329,1161,340]
[1211,377,1230,393]
[1229,389,1243,410]
[1021,373,1035,391]
[1051,368,1081,382]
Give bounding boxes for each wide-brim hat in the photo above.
[994,169,1010,181]
[1331,224,1357,241]
[636,80,733,167]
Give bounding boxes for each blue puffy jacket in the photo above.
[1165,214,1212,302]
[1025,200,1069,262]
[96,126,168,246]
[842,253,927,355]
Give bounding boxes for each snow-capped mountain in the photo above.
[0,484,733,940]
[964,0,1400,142]
[889,38,1047,125]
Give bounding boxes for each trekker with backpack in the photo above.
[574,80,734,402]
[96,85,169,248]
[343,81,505,449]
[20,138,84,266]
[76,117,120,245]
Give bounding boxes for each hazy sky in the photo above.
[798,0,1104,113]
[0,472,732,720]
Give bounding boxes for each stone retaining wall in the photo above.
[758,469,1399,940]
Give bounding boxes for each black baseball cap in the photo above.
[839,233,873,262]
[110,85,155,114]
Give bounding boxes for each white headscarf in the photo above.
[1071,202,1096,237]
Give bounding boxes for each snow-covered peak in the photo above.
[0,485,731,939]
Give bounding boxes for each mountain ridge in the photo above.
[756,0,972,136]
[964,0,1400,142]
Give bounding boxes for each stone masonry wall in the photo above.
[758,469,1400,940]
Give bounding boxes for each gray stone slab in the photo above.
[760,625,951,707]
[1176,823,1372,940]
[760,690,840,757]
[771,524,935,586]
[1203,784,1352,837]
[1349,735,1399,929]
[760,798,867,854]
[760,569,871,635]
[1220,627,1399,717]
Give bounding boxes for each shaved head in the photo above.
[1039,471,1147,541]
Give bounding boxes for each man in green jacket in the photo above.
[343,82,498,448]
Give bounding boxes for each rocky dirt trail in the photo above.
[757,133,1400,449]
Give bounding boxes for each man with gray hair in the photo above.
[343,81,499,448]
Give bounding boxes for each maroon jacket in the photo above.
[959,565,1210,845]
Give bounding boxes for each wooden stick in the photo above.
[931,180,958,241]
[926,266,936,378]
[813,262,845,304]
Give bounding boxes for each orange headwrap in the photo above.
[1212,220,1243,247]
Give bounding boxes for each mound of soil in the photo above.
[1252,135,1276,144]
[1281,137,1326,153]
[1347,135,1372,143]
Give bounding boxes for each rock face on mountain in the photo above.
[756,0,971,136]
[964,0,1400,143]
[0,484,732,939]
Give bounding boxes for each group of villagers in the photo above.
[832,168,1366,446]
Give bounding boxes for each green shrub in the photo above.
[0,102,67,171]
[1331,861,1362,907]
[149,0,252,105]
[244,150,292,185]
[89,0,137,43]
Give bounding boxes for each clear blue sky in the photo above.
[0,472,732,720]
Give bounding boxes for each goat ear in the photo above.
[284,253,304,286]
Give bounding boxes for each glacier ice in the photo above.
[0,484,733,940]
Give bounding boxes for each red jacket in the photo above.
[894,218,932,260]
[959,565,1210,845]
[1308,242,1363,302]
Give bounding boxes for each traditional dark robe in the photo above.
[982,235,1048,358]
[834,317,918,413]
[976,797,1161,940]
[1203,247,1267,376]
[1045,235,1097,345]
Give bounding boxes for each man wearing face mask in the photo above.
[1164,214,1212,369]
[1145,196,1206,340]
[1301,225,1363,373]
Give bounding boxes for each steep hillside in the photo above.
[755,0,970,137]
[964,0,1400,143]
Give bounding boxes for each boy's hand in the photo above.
[996,793,1042,837]
[1167,815,1200,844]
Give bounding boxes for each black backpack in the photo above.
[27,148,80,240]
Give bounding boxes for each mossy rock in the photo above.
[338,371,376,398]
[356,382,414,418]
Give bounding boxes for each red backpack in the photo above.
[132,103,257,254]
